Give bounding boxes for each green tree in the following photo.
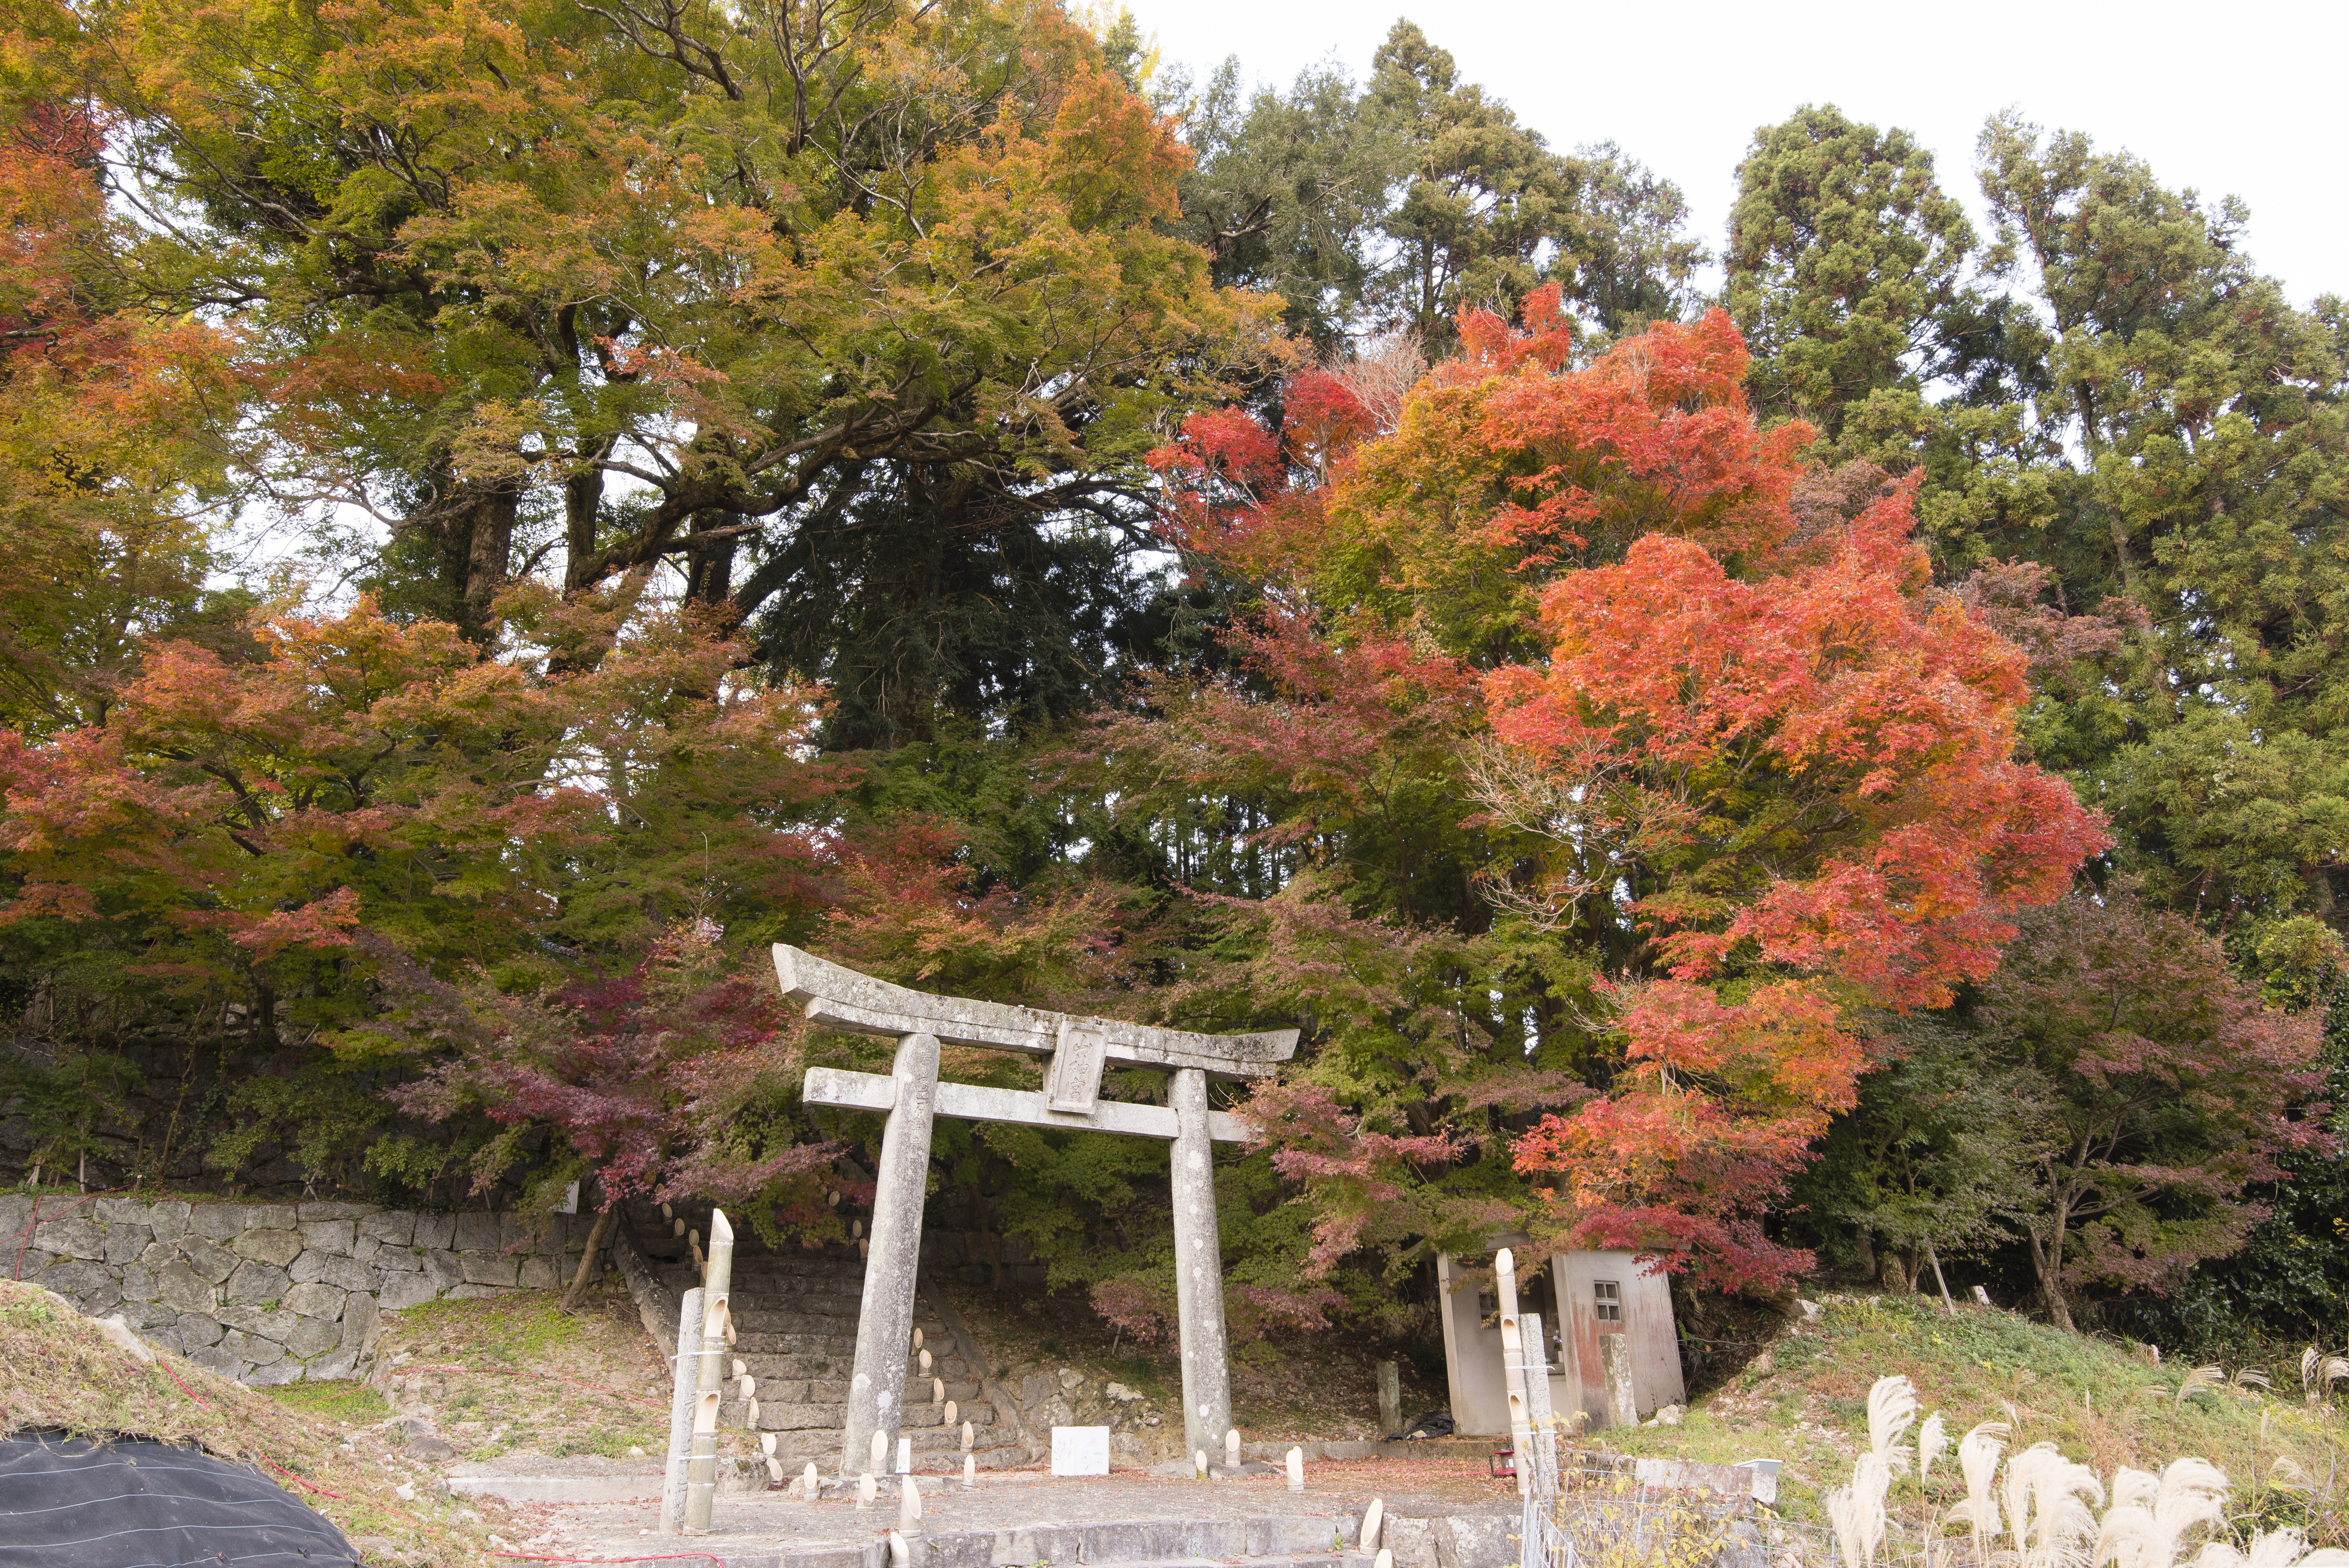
[1786,1018,2043,1294]
[1725,105,1978,445]
[1977,895,2328,1333]
[90,0,1277,693]
[1978,113,2349,958]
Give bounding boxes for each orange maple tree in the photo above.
[1150,291,2109,1289]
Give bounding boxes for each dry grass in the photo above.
[1598,1294,2349,1546]
[0,1278,515,1566]
[366,1287,675,1462]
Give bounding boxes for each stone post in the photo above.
[842,1032,940,1476]
[1599,1332,1637,1430]
[1376,1360,1401,1438]
[1169,1066,1233,1465]
[658,1286,704,1535]
[685,1210,734,1530]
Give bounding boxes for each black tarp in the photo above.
[0,1430,364,1567]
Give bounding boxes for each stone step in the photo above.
[673,1525,1378,1568]
[729,1373,983,1402]
[733,1331,860,1358]
[736,1399,999,1434]
[755,1432,1031,1471]
[732,1350,853,1377]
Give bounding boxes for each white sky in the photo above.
[1127,0,2349,308]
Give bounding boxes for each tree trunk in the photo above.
[1924,1241,1957,1315]
[681,509,739,610]
[1881,1250,1920,1294]
[406,468,523,642]
[1852,1227,1879,1282]
[2026,1219,2076,1332]
[562,1204,617,1313]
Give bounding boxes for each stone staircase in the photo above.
[627,1205,1032,1474]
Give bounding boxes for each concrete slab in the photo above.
[446,1472,663,1505]
[494,1457,1519,1568]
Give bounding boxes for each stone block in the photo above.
[288,1251,331,1286]
[496,1213,526,1249]
[218,1330,285,1365]
[38,1259,119,1309]
[186,1345,240,1377]
[412,1213,455,1250]
[219,1307,301,1342]
[378,1271,439,1311]
[119,1264,159,1304]
[142,1323,186,1356]
[340,1293,378,1351]
[517,1256,560,1290]
[157,1262,213,1315]
[189,1204,248,1241]
[224,1260,290,1306]
[232,1229,304,1267]
[320,1256,378,1293]
[129,1302,179,1330]
[1432,1513,1520,1568]
[147,1201,191,1244]
[298,1219,355,1257]
[96,1197,152,1227]
[33,1216,106,1260]
[283,1281,347,1321]
[12,1249,53,1278]
[460,1251,521,1288]
[422,1250,463,1291]
[923,1535,995,1568]
[755,1404,843,1431]
[103,1224,152,1265]
[375,1247,420,1273]
[181,1237,238,1285]
[284,1315,341,1358]
[358,1212,416,1247]
[173,1313,224,1348]
[446,1284,503,1300]
[0,1195,29,1242]
[453,1212,500,1252]
[246,1204,298,1231]
[139,1241,177,1270]
[297,1202,371,1221]
[351,1235,381,1264]
[246,1360,303,1387]
[305,1347,359,1382]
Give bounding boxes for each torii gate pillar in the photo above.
[774,946,1297,1475]
[1168,1066,1232,1462]
[844,1028,938,1476]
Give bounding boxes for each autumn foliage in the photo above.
[1153,294,2108,1290]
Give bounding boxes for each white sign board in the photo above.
[1049,1425,1111,1476]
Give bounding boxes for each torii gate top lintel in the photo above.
[772,943,1298,1082]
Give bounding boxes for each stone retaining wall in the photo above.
[0,1195,588,1385]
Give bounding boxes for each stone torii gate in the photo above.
[774,945,1298,1473]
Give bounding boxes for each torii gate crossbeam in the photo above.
[775,946,1298,1472]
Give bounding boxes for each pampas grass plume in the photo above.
[1920,1412,1948,1483]
[1869,1374,1921,1473]
[1953,1422,2008,1562]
